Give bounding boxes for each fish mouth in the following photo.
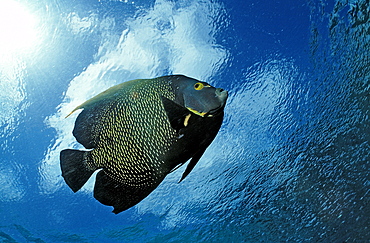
[206,89,228,116]
[206,105,224,117]
[216,89,228,104]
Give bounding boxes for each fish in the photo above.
[60,75,228,214]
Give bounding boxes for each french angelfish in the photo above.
[60,75,228,214]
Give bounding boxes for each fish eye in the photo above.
[194,83,204,90]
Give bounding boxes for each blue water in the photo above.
[1,0,369,242]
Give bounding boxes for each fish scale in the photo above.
[60,75,227,213]
[91,79,176,186]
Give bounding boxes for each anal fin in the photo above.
[93,171,155,214]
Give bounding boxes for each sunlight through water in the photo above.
[0,0,42,130]
[0,0,39,57]
[0,0,43,203]
[1,0,370,242]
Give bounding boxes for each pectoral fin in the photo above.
[160,96,190,133]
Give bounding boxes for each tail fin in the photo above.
[60,149,95,192]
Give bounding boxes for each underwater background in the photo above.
[0,0,369,242]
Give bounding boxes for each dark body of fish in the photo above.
[60,75,228,213]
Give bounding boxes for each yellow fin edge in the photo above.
[65,106,82,118]
[186,107,207,117]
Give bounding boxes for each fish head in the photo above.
[172,75,228,117]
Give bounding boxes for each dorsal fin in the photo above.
[66,81,135,118]
[68,82,133,149]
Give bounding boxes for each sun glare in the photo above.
[0,0,39,56]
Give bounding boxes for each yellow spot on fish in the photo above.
[65,108,80,118]
[184,114,191,127]
[130,91,140,100]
